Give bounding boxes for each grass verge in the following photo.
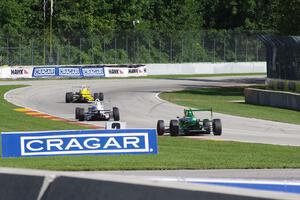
[159,86,300,125]
[1,85,300,170]
[0,73,265,81]
[1,138,300,170]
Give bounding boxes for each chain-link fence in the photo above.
[0,30,266,66]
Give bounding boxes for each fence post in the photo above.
[56,39,59,65]
[148,38,151,63]
[19,40,22,65]
[79,38,82,64]
[246,37,248,61]
[137,37,139,63]
[256,40,259,61]
[202,37,205,62]
[103,40,106,64]
[235,38,237,61]
[159,39,161,63]
[114,37,117,63]
[6,38,9,65]
[223,37,226,61]
[213,39,216,62]
[181,38,183,63]
[31,40,34,65]
[192,36,194,62]
[170,38,172,63]
[126,35,128,63]
[91,39,94,64]
[68,40,71,64]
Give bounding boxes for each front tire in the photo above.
[157,120,165,136]
[112,107,120,121]
[65,92,73,103]
[169,120,179,136]
[212,119,222,135]
[78,108,85,121]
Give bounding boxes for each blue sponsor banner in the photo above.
[32,66,105,78]
[82,67,105,77]
[58,67,81,77]
[32,67,56,77]
[1,129,157,157]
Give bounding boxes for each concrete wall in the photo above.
[146,62,266,75]
[245,88,300,111]
[0,62,266,78]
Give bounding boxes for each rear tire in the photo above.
[157,120,165,136]
[113,107,120,121]
[169,120,179,136]
[203,119,211,134]
[212,119,222,135]
[75,107,80,119]
[93,93,99,100]
[65,92,73,103]
[99,92,104,101]
[78,108,85,121]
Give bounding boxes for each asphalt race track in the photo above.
[4,76,300,146]
[2,76,300,196]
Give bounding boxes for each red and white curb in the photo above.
[14,107,104,129]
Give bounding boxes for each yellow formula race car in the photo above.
[65,86,104,103]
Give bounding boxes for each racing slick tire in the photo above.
[169,120,179,136]
[65,92,73,103]
[112,107,120,121]
[212,119,222,136]
[203,119,211,134]
[157,120,165,136]
[99,92,104,101]
[78,108,85,121]
[75,107,81,119]
[93,93,99,101]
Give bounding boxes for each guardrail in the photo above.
[1,168,297,200]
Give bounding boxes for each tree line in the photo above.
[1,0,299,38]
[0,0,298,65]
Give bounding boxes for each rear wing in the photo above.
[185,108,213,119]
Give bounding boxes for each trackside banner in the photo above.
[1,129,157,157]
[32,66,105,78]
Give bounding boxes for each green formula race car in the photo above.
[65,86,104,103]
[157,108,222,136]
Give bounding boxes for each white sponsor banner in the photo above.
[11,66,33,78]
[0,66,33,78]
[104,67,128,77]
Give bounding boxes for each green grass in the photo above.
[1,138,300,170]
[160,86,300,125]
[1,85,300,171]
